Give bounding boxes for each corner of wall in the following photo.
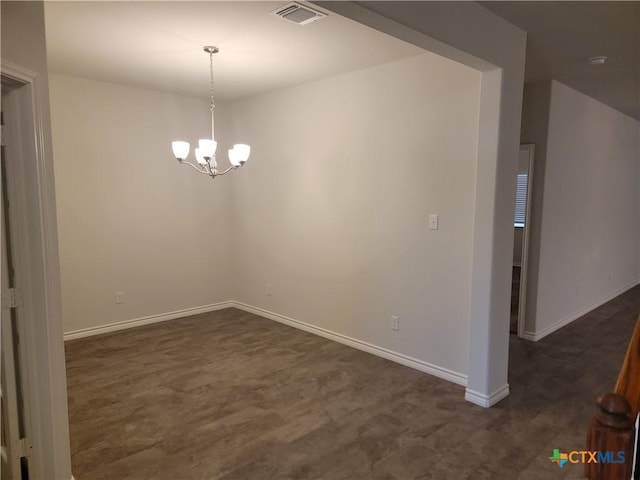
[520,80,552,336]
[465,384,510,408]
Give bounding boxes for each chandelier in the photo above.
[171,46,250,179]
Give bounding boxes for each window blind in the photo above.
[514,173,528,227]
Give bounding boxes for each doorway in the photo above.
[1,63,72,479]
[511,144,534,336]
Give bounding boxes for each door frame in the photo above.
[1,60,72,479]
[516,144,535,338]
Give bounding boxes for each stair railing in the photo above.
[585,314,640,480]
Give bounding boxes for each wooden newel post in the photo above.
[585,393,635,480]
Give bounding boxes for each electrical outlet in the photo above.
[115,291,124,304]
[390,315,399,331]
[266,284,272,297]
[429,214,439,230]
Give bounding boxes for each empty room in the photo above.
[1,1,639,479]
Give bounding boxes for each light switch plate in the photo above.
[429,214,439,230]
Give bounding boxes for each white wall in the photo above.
[527,80,640,339]
[50,53,482,381]
[520,81,552,334]
[321,1,526,406]
[49,74,236,334]
[227,53,481,379]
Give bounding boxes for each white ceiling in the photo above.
[44,1,640,119]
[481,1,639,120]
[44,1,424,101]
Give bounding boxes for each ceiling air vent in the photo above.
[272,2,327,25]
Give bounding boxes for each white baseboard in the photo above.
[465,384,509,408]
[232,302,468,387]
[521,280,640,342]
[519,330,538,342]
[63,299,468,388]
[63,301,234,341]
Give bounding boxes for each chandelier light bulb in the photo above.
[194,148,207,165]
[171,141,190,160]
[198,139,217,158]
[228,148,241,167]
[233,144,251,164]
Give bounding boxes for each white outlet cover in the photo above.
[429,214,439,230]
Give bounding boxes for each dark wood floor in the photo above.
[65,285,640,479]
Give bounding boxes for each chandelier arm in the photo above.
[179,160,212,175]
[214,165,238,177]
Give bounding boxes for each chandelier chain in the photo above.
[209,51,215,113]
[209,50,215,140]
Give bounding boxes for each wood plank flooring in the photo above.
[65,285,640,479]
